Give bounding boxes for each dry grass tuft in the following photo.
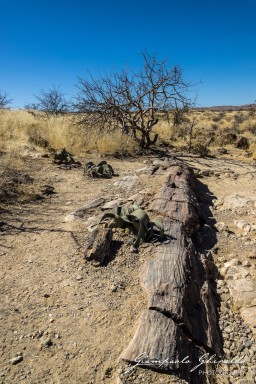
[96,131,139,156]
[1,109,256,160]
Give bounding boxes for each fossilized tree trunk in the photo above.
[121,165,222,384]
[84,226,112,266]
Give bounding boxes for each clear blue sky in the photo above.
[0,0,255,108]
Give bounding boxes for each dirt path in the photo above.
[0,153,255,384]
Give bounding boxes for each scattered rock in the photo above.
[216,222,229,232]
[64,214,77,222]
[41,185,55,195]
[114,176,139,191]
[10,355,23,365]
[213,198,224,209]
[226,265,249,280]
[84,215,102,229]
[224,258,240,268]
[242,260,251,267]
[227,278,256,308]
[101,199,123,210]
[135,166,156,174]
[221,194,255,212]
[199,169,212,177]
[65,198,106,221]
[240,307,256,334]
[234,220,251,232]
[217,147,228,154]
[41,337,53,347]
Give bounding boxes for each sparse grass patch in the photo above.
[96,130,139,156]
[1,108,256,160]
[245,122,256,135]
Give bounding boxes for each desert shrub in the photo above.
[26,124,49,148]
[194,127,215,144]
[236,137,250,149]
[230,122,244,134]
[191,142,209,157]
[211,123,218,130]
[175,124,189,140]
[217,133,237,146]
[233,113,246,124]
[212,112,225,122]
[248,104,256,117]
[246,123,256,135]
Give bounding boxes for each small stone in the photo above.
[111,285,117,292]
[41,337,53,347]
[220,267,228,276]
[225,341,232,348]
[200,170,211,177]
[242,260,251,267]
[224,258,239,268]
[244,355,251,363]
[76,275,83,281]
[243,339,252,348]
[223,348,231,357]
[216,222,228,232]
[130,245,138,253]
[237,343,245,352]
[10,356,23,365]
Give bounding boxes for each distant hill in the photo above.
[195,104,256,112]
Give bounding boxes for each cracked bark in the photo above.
[121,164,222,384]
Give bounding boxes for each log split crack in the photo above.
[121,163,222,384]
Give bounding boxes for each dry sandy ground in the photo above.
[0,150,255,384]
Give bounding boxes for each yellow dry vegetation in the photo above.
[0,108,256,158]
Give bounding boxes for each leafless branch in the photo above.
[0,90,12,110]
[74,52,195,148]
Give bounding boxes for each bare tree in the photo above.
[74,53,195,149]
[187,115,198,153]
[0,90,12,110]
[172,102,190,127]
[25,86,70,119]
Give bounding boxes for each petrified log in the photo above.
[84,226,112,266]
[148,165,200,229]
[121,164,222,383]
[141,219,221,355]
[122,310,207,384]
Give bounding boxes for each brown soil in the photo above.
[0,150,255,384]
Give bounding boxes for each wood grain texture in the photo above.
[121,309,207,384]
[84,226,112,265]
[121,163,222,383]
[148,166,200,228]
